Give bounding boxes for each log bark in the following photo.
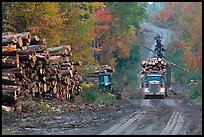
[2,44,17,56]
[21,46,28,50]
[48,45,71,56]
[16,38,23,48]
[30,38,47,45]
[2,32,15,37]
[2,36,17,46]
[61,70,74,77]
[17,32,31,46]
[28,44,47,52]
[49,51,72,56]
[19,54,33,61]
[17,32,31,41]
[71,61,81,66]
[2,78,19,86]
[2,85,20,92]
[2,67,24,78]
[61,62,72,66]
[2,56,19,68]
[30,36,40,44]
[36,53,49,62]
[49,56,63,63]
[17,49,36,55]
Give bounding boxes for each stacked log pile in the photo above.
[87,65,114,83]
[140,58,167,74]
[2,32,82,106]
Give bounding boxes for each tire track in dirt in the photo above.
[160,111,184,135]
[98,110,146,135]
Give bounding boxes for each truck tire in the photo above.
[165,87,168,97]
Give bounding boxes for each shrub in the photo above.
[81,83,115,104]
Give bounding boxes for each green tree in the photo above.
[58,2,106,72]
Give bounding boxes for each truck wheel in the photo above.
[165,87,168,97]
[165,92,168,97]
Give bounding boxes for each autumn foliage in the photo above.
[92,10,112,23]
[183,49,202,72]
[2,2,146,73]
[152,2,202,72]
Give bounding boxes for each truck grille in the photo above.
[149,81,160,93]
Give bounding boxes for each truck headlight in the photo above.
[160,88,165,92]
[144,88,149,92]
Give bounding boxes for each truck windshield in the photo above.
[147,75,161,82]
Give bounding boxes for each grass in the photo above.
[80,83,115,105]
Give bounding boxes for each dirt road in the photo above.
[2,21,202,135]
[96,21,202,135]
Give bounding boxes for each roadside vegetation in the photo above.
[166,42,202,101]
[81,83,115,105]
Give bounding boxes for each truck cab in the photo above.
[141,74,167,99]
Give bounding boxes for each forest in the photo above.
[2,2,202,135]
[2,2,202,101]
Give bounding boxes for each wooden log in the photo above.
[30,35,40,45]
[28,44,47,52]
[2,44,16,56]
[61,70,74,77]
[36,54,49,62]
[2,32,15,37]
[20,52,37,66]
[19,54,33,61]
[49,51,72,56]
[47,45,71,53]
[71,61,81,66]
[17,32,31,45]
[16,38,23,48]
[17,49,36,55]
[2,85,20,92]
[2,67,24,78]
[30,38,47,45]
[2,32,30,46]
[2,35,17,46]
[61,62,72,67]
[2,72,16,80]
[60,66,71,70]
[21,46,28,50]
[2,56,19,68]
[49,56,63,64]
[2,78,19,86]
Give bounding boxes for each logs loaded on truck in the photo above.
[2,32,83,107]
[140,57,171,99]
[140,34,189,99]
